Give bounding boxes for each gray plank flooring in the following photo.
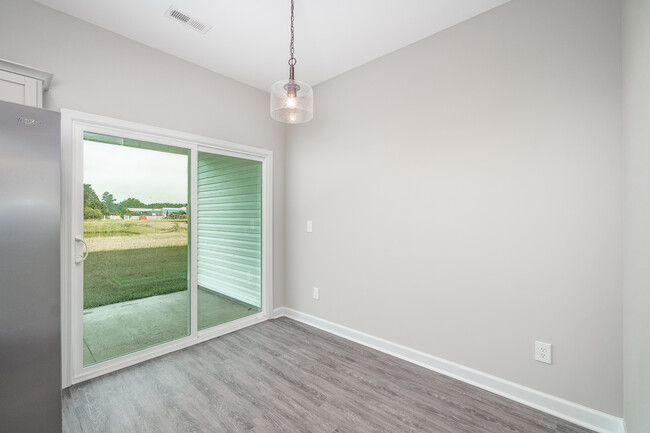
[63,317,595,433]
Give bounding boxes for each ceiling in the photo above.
[34,0,511,92]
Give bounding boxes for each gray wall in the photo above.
[0,0,285,307]
[623,0,650,431]
[285,0,623,416]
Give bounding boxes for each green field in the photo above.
[84,219,187,238]
[83,219,189,309]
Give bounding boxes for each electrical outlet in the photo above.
[535,341,552,364]
[313,287,320,300]
[306,220,313,232]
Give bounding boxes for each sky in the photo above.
[84,141,188,204]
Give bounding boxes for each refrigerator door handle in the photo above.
[75,237,89,264]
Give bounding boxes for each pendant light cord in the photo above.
[288,0,297,78]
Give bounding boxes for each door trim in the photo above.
[60,109,273,387]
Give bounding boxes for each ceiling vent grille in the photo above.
[164,6,212,35]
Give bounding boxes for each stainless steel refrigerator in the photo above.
[0,100,62,432]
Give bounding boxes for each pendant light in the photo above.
[270,0,313,123]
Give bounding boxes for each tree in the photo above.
[119,197,147,209]
[84,206,103,219]
[84,184,99,205]
[164,211,187,220]
[116,197,146,216]
[148,202,187,209]
[83,184,107,216]
[102,191,116,214]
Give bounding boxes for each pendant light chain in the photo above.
[289,0,296,68]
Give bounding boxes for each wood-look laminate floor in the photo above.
[63,317,595,433]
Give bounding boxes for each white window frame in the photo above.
[60,109,273,387]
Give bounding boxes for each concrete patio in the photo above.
[83,288,259,366]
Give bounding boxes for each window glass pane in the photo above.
[197,152,262,330]
[82,132,190,366]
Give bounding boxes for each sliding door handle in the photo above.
[75,237,89,264]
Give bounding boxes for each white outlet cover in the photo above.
[313,287,320,300]
[306,220,313,233]
[535,341,552,364]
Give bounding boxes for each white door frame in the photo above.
[60,109,273,387]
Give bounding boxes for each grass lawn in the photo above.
[84,219,188,252]
[84,219,187,238]
[83,245,188,309]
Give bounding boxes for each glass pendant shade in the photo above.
[270,79,313,123]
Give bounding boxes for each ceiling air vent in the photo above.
[164,6,212,35]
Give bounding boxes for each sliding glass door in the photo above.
[197,152,262,330]
[65,112,272,385]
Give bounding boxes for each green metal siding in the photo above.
[197,152,262,308]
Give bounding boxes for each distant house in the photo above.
[162,207,187,214]
[126,208,155,214]
[127,207,164,216]
[127,206,187,216]
[125,207,186,219]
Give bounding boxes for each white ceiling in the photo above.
[34,0,511,92]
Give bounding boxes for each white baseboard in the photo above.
[273,307,626,433]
